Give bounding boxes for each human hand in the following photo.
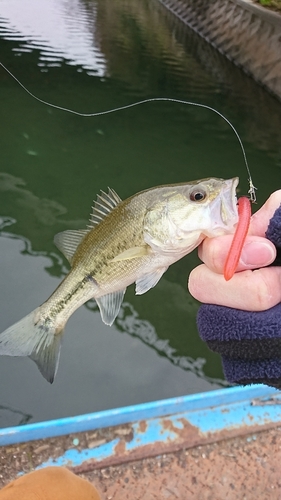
[188,190,281,311]
[188,190,281,389]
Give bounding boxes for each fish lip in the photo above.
[230,176,239,216]
[231,177,239,211]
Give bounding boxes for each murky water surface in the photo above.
[0,0,280,426]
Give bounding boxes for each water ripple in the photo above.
[0,0,107,76]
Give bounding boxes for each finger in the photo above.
[198,235,276,274]
[249,189,281,236]
[188,265,281,311]
[198,189,281,273]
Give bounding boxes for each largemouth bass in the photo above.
[0,177,239,383]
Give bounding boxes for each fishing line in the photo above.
[0,61,256,202]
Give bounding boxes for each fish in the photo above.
[0,177,239,383]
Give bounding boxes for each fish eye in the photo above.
[189,189,207,202]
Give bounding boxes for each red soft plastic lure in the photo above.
[223,196,251,281]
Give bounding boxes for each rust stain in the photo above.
[162,417,202,446]
[138,420,147,433]
[114,439,126,456]
[68,420,281,475]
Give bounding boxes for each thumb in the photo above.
[198,235,276,274]
[238,238,276,269]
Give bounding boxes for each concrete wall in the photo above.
[157,0,281,100]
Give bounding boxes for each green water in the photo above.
[0,0,280,426]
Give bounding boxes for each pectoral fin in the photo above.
[96,289,126,326]
[111,245,151,262]
[135,267,167,295]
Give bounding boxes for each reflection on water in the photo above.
[0,213,216,385]
[0,0,106,75]
[116,302,211,379]
[0,0,280,425]
[0,404,31,428]
[0,215,66,278]
[0,228,219,424]
[0,173,67,225]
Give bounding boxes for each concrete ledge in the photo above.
[158,0,281,100]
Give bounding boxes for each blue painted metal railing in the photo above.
[0,385,280,448]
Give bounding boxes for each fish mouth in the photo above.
[206,177,239,237]
[220,177,239,229]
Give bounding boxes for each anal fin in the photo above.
[96,289,126,326]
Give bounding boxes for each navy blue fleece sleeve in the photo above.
[197,204,281,389]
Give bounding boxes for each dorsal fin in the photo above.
[54,229,89,263]
[88,188,122,228]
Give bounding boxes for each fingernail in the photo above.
[240,241,276,267]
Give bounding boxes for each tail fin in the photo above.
[0,308,64,383]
